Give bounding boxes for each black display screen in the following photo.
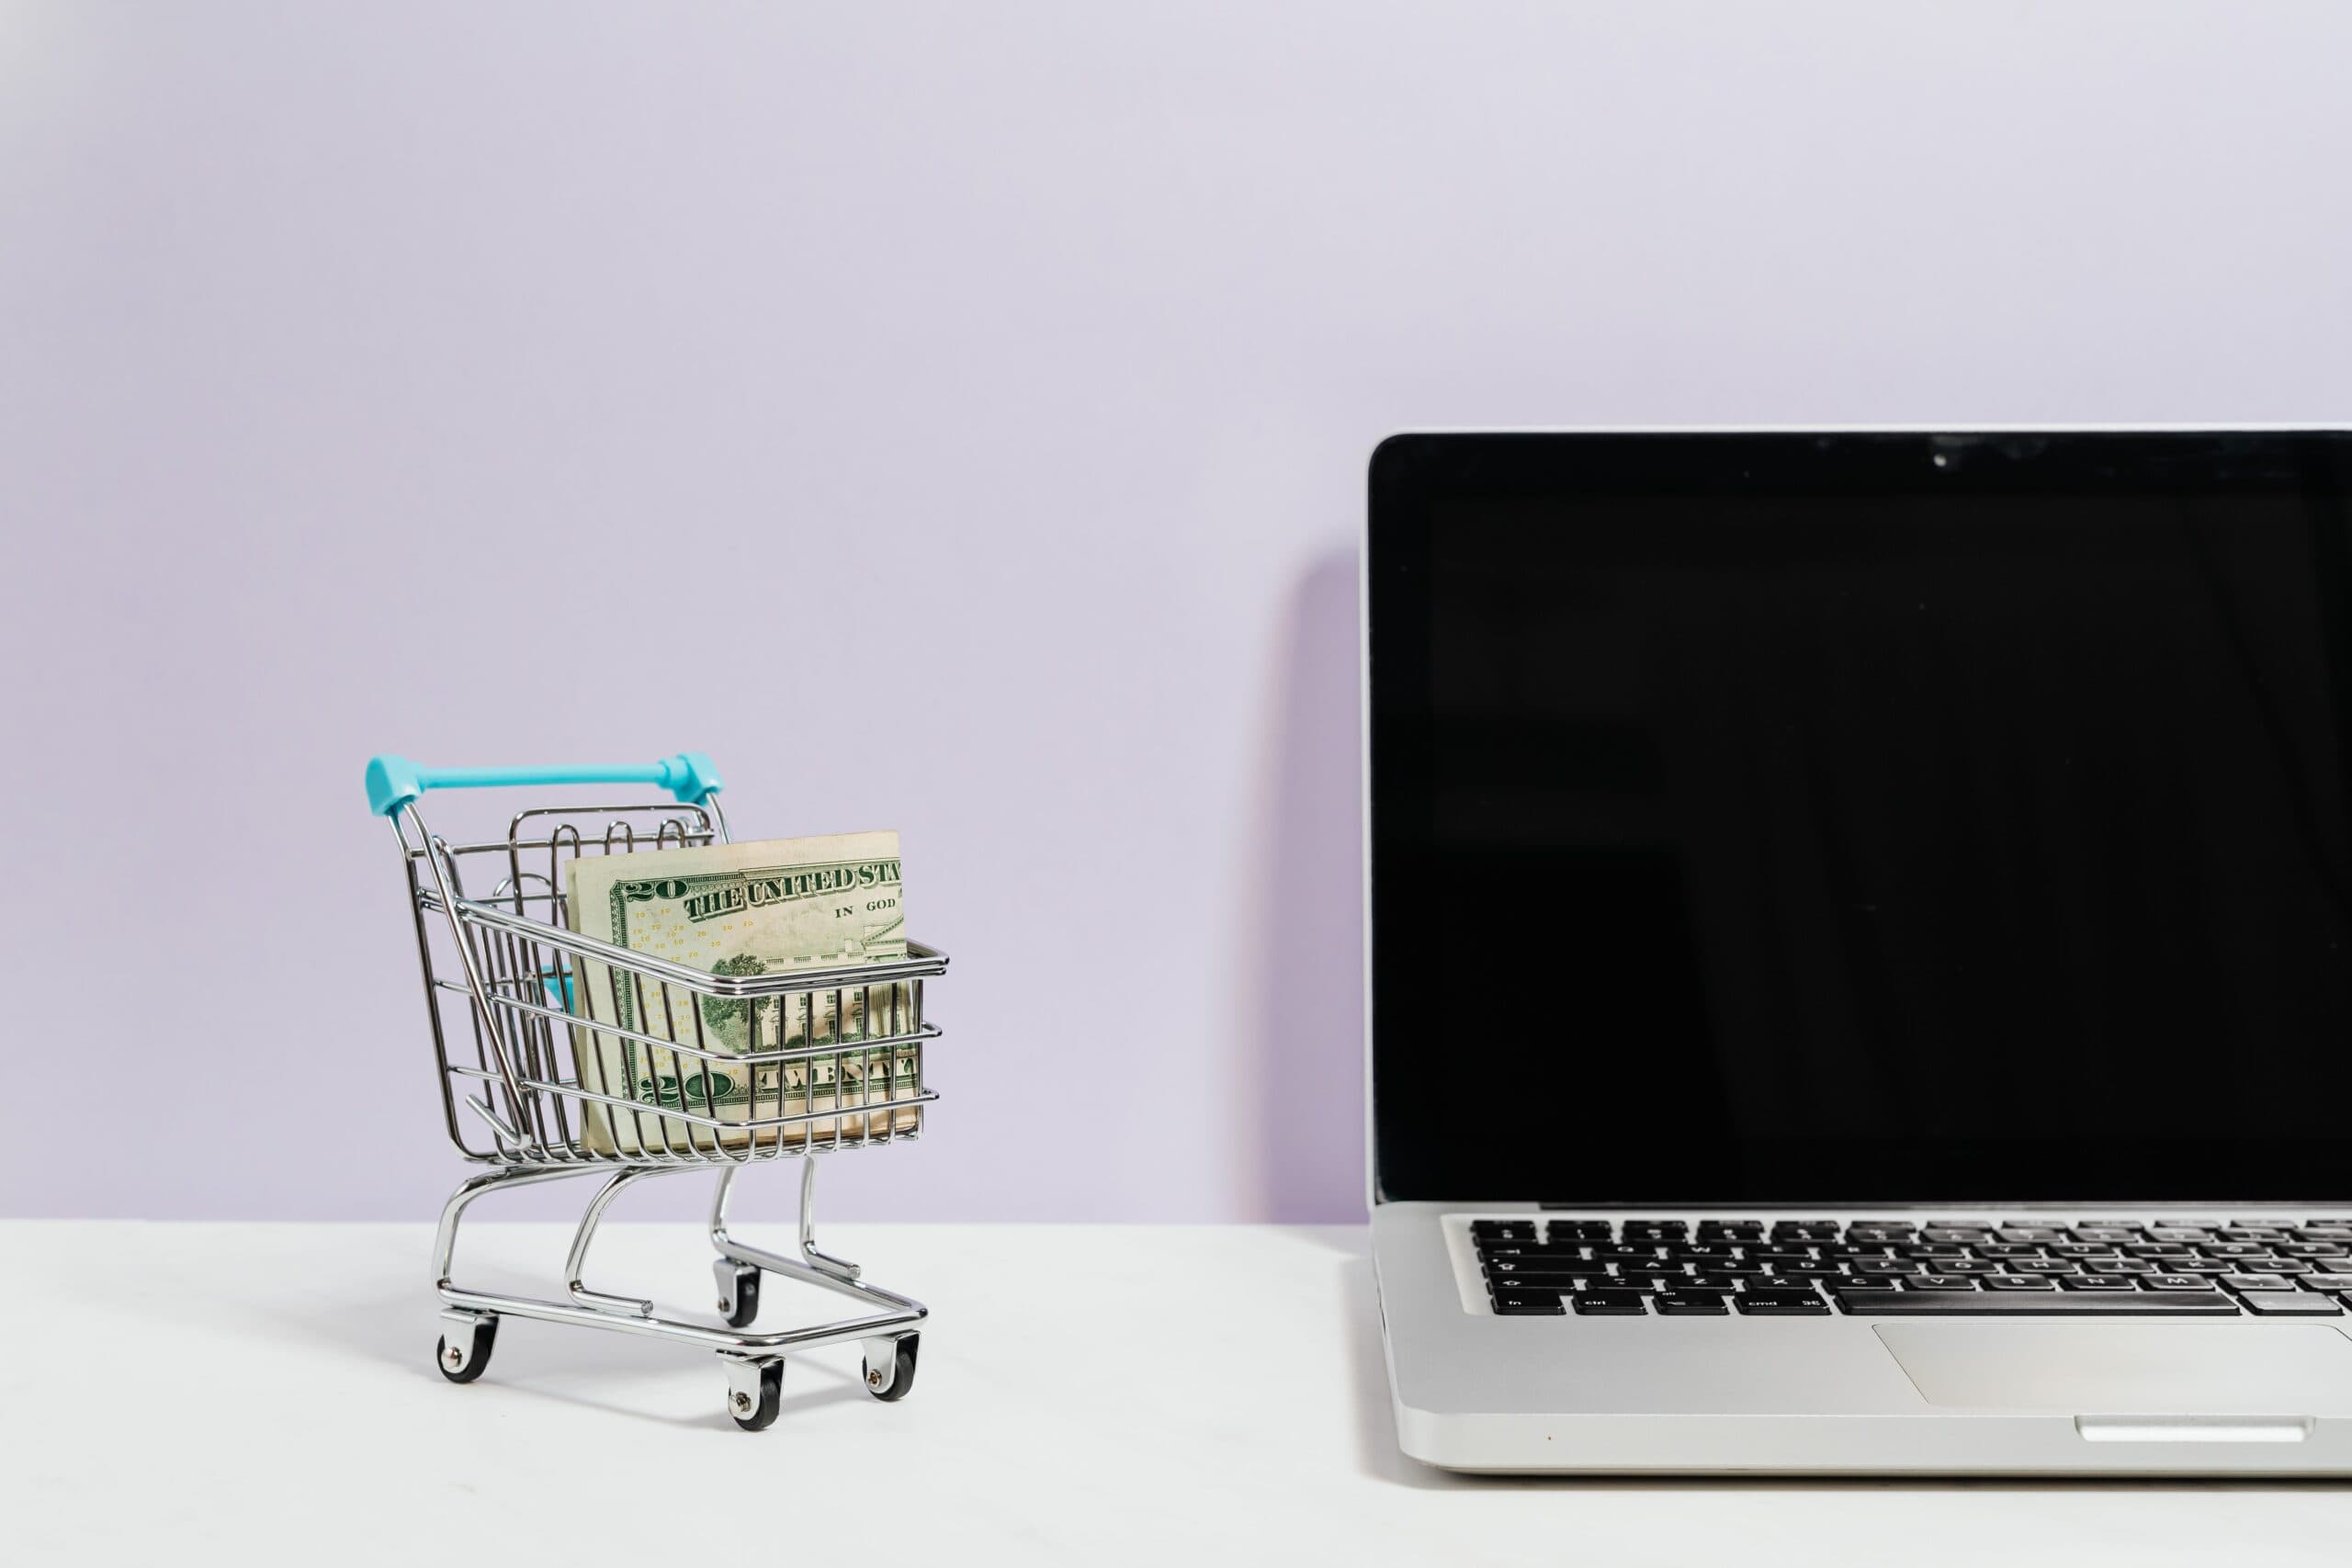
[1368,432,2352,1205]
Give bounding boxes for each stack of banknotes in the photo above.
[561,830,918,1156]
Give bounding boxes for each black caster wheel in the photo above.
[865,1334,919,1402]
[717,1259,761,1329]
[435,1314,497,1383]
[727,1359,785,1431]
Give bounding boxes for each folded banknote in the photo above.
[560,830,919,1156]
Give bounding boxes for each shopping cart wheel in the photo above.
[864,1333,919,1402]
[723,1356,785,1431]
[716,1258,761,1328]
[435,1312,497,1383]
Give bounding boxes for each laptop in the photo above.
[1365,428,2352,1475]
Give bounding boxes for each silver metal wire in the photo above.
[391,799,943,1168]
[389,785,945,1391]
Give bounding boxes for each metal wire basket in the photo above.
[367,751,946,1428]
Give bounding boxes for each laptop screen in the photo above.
[1368,431,2352,1205]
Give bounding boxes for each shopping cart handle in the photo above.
[365,753,722,816]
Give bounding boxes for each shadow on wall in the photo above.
[1251,547,1367,1222]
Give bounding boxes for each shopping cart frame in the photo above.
[368,752,946,1429]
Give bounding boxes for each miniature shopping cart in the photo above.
[366,752,945,1430]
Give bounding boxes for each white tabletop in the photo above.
[7,1221,2348,1564]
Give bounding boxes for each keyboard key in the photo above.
[1851,1258,1924,1276]
[1905,1274,1979,1291]
[1984,1274,2058,1291]
[1657,1292,1729,1315]
[1736,1290,1830,1315]
[2141,1274,2217,1292]
[1472,1220,1540,1243]
[1922,1227,1993,1243]
[1546,1219,1612,1243]
[1837,1277,1903,1292]
[1618,1270,1688,1289]
[1475,1241,1589,1259]
[1834,1289,2238,1315]
[2081,1259,2154,1275]
[2062,1275,2141,1292]
[1572,1290,1651,1315]
[1502,1269,1622,1289]
[1490,1290,1568,1314]
[2239,1292,2343,1315]
[1623,1221,1688,1241]
[2221,1274,2296,1292]
[1484,1262,1612,1281]
[1698,1221,1765,1240]
[1769,1222,1844,1250]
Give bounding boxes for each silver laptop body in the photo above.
[1365,429,2352,1475]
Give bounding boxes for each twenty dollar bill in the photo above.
[561,830,919,1156]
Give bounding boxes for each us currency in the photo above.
[561,831,919,1156]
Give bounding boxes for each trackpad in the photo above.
[1877,1323,2352,1413]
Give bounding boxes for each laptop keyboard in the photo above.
[1474,1217,2352,1317]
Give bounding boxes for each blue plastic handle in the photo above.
[365,753,722,817]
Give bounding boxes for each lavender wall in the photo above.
[4,3,2349,1221]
